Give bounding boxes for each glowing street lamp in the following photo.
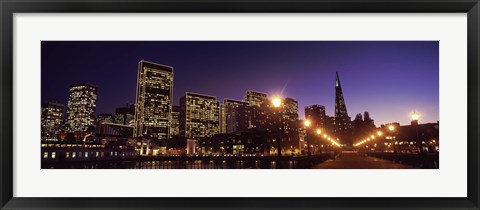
[303,119,312,165]
[411,111,423,157]
[411,111,420,121]
[316,129,322,135]
[388,125,395,131]
[272,97,282,108]
[304,119,311,127]
[377,131,383,136]
[271,96,283,163]
[388,125,396,153]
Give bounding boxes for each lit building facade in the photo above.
[41,102,65,141]
[180,92,220,138]
[223,98,249,133]
[244,90,268,129]
[219,104,226,134]
[170,105,181,137]
[304,105,326,129]
[281,97,299,134]
[65,83,97,133]
[115,104,135,126]
[134,60,174,139]
[334,72,353,146]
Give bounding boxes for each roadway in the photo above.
[313,151,413,169]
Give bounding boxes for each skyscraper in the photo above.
[41,102,65,141]
[115,104,135,126]
[134,60,174,139]
[170,105,181,137]
[304,105,326,129]
[244,90,268,107]
[334,72,352,146]
[244,90,268,129]
[282,97,299,134]
[180,92,220,138]
[65,83,97,132]
[223,98,249,133]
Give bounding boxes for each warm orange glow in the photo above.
[304,119,311,127]
[388,125,395,131]
[411,111,420,121]
[272,97,282,108]
[316,129,321,135]
[377,131,383,136]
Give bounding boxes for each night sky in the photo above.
[41,41,439,126]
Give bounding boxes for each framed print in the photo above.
[1,0,479,209]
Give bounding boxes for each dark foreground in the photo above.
[314,152,413,169]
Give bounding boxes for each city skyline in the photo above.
[41,41,439,126]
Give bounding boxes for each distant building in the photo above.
[134,60,173,139]
[96,123,134,138]
[244,90,268,107]
[282,97,299,135]
[41,102,65,141]
[219,104,226,134]
[244,90,269,129]
[352,111,376,140]
[65,83,97,133]
[223,98,249,134]
[180,92,220,138]
[334,72,352,146]
[170,105,181,137]
[96,114,114,125]
[304,104,326,129]
[115,104,135,126]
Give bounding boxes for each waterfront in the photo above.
[41,154,334,169]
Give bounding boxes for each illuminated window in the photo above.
[96,152,99,157]
[43,152,48,159]
[51,152,56,159]
[85,152,88,158]
[66,152,70,158]
[72,152,76,158]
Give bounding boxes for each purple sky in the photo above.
[41,41,439,126]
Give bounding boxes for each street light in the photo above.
[315,129,322,154]
[411,111,423,156]
[388,125,396,153]
[272,97,282,108]
[388,125,395,131]
[304,119,311,127]
[304,119,312,167]
[377,131,383,136]
[411,111,420,121]
[271,97,283,168]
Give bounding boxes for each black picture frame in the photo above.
[1,0,479,209]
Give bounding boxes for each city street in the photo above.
[313,151,413,169]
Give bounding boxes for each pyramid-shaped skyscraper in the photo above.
[334,72,353,146]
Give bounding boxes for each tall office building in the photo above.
[219,104,226,134]
[170,105,181,137]
[115,104,135,126]
[304,105,326,129]
[65,83,97,132]
[180,92,220,138]
[244,90,268,107]
[282,97,299,134]
[244,90,268,129]
[223,99,249,133]
[41,102,65,141]
[134,60,173,139]
[334,72,352,145]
